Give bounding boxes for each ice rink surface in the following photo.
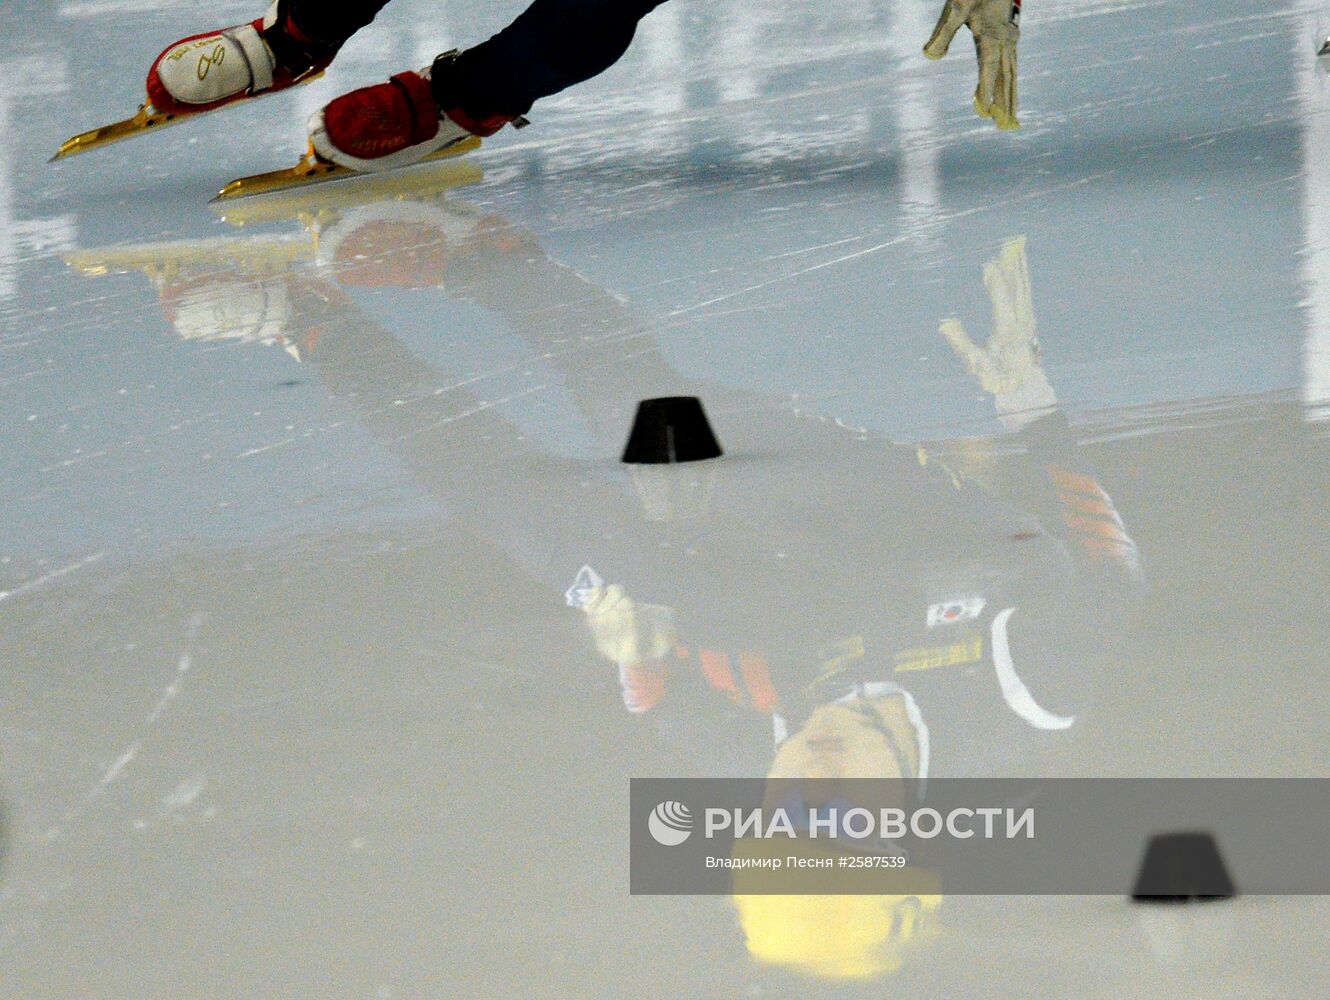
[4,0,1330,994]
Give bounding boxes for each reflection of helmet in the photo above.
[731,838,942,981]
[733,892,939,980]
[162,276,292,347]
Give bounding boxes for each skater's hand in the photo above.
[924,0,1021,130]
[581,584,676,666]
[941,236,1056,428]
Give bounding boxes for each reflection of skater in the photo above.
[68,194,1135,985]
[70,200,1134,787]
[145,0,1022,171]
[69,201,1134,792]
[300,211,1120,789]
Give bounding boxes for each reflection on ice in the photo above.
[66,236,314,356]
[940,237,1056,431]
[0,58,75,301]
[1301,20,1330,421]
[731,854,942,980]
[63,173,1303,784]
[9,0,1330,992]
[63,170,1161,982]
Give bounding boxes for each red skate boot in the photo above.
[308,52,521,172]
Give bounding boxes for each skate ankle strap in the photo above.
[224,24,274,92]
[389,72,444,144]
[427,49,521,137]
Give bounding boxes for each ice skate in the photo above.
[308,52,523,168]
[51,0,337,160]
[210,134,484,202]
[213,52,526,201]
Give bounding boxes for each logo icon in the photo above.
[648,801,693,846]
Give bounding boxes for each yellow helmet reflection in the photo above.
[731,838,942,981]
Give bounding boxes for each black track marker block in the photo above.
[1131,832,1236,903]
[622,397,723,464]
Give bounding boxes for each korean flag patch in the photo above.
[927,598,986,628]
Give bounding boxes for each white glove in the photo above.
[940,236,1056,429]
[924,0,1021,130]
[580,584,676,666]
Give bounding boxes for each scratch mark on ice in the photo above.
[98,748,138,788]
[0,552,106,605]
[763,235,864,261]
[45,614,206,841]
[665,234,911,318]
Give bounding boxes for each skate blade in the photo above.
[213,160,484,228]
[211,136,483,203]
[50,104,182,161]
[50,71,326,162]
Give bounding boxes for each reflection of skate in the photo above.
[219,162,498,294]
[65,236,311,278]
[940,236,1056,431]
[64,166,533,371]
[64,236,318,360]
[66,158,492,359]
[313,198,492,288]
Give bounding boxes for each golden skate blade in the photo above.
[213,159,483,227]
[50,71,326,162]
[211,136,482,203]
[51,105,182,161]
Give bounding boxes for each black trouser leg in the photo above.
[284,0,394,50]
[439,0,671,117]
[285,0,669,118]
